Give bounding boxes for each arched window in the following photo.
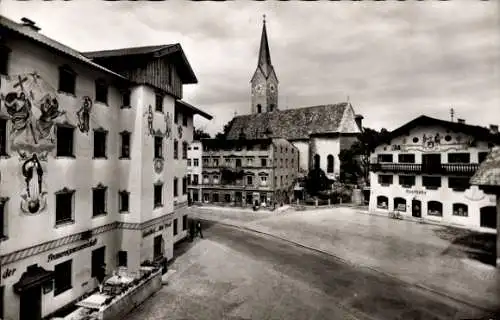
[427,201,443,216]
[314,154,320,169]
[394,197,407,212]
[377,196,388,209]
[327,155,334,173]
[452,203,468,217]
[257,104,262,113]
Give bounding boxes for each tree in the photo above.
[214,118,235,141]
[304,167,330,196]
[194,128,211,140]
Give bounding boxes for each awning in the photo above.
[13,264,54,294]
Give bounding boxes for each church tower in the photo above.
[250,15,279,114]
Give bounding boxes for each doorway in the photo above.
[20,286,41,320]
[412,199,422,218]
[480,206,496,229]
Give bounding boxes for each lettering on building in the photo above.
[47,238,98,262]
[406,189,426,195]
[2,267,16,279]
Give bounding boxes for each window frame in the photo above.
[92,184,107,217]
[56,125,75,158]
[95,78,109,105]
[154,136,163,159]
[452,203,468,217]
[154,183,163,208]
[119,131,131,159]
[118,190,130,213]
[58,65,77,95]
[55,188,75,225]
[93,128,108,159]
[173,177,178,197]
[54,259,72,296]
[174,140,179,159]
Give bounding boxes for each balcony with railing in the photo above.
[370,162,480,176]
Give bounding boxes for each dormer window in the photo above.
[95,79,108,104]
[0,44,11,75]
[58,65,76,95]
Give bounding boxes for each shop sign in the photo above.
[406,189,426,195]
[47,238,98,262]
[2,267,16,279]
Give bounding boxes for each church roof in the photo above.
[470,147,500,187]
[226,103,354,140]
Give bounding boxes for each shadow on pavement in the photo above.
[435,227,496,266]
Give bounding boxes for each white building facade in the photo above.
[0,16,211,320]
[187,140,203,204]
[369,116,499,232]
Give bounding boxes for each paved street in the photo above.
[127,221,494,320]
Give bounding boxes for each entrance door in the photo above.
[20,286,41,320]
[412,200,422,218]
[480,206,496,229]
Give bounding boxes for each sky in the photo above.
[1,0,499,136]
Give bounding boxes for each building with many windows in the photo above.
[197,138,299,208]
[369,115,500,231]
[0,16,211,320]
[186,140,203,204]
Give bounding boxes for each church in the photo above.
[225,17,363,182]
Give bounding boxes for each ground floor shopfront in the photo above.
[0,211,189,320]
[369,184,497,231]
[189,187,292,209]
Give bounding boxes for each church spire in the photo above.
[257,14,272,74]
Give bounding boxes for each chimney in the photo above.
[21,17,41,32]
[489,124,499,134]
[355,114,364,130]
[457,118,465,124]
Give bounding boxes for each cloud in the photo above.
[1,0,499,136]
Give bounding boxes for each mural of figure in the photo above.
[164,112,171,138]
[143,105,154,136]
[422,134,428,144]
[3,91,38,146]
[37,95,65,142]
[434,133,441,145]
[21,154,46,214]
[77,96,92,133]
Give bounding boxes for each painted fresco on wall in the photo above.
[0,73,70,158]
[144,105,155,136]
[76,96,93,134]
[178,125,183,139]
[154,158,164,173]
[388,130,474,153]
[20,153,48,214]
[164,112,171,138]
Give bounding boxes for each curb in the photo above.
[202,218,498,314]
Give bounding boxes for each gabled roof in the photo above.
[470,147,500,187]
[175,100,212,120]
[226,103,355,140]
[0,15,127,81]
[83,44,198,84]
[382,115,500,145]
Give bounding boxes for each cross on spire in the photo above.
[263,14,266,24]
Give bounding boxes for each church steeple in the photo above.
[250,14,279,115]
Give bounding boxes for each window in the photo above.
[154,235,163,258]
[247,158,253,166]
[54,260,72,296]
[91,246,105,278]
[213,158,219,166]
[58,65,76,95]
[448,177,470,191]
[0,44,11,75]
[173,178,178,197]
[422,176,441,189]
[398,154,415,163]
[93,130,107,159]
[118,251,127,267]
[398,175,416,187]
[203,158,209,166]
[182,113,188,126]
[92,185,107,216]
[193,146,199,150]
[378,174,393,185]
[453,203,468,217]
[174,112,179,124]
[327,155,334,173]
[0,118,6,156]
[120,131,130,159]
[213,193,219,202]
[448,153,470,163]
[118,190,129,213]
[174,140,178,159]
[193,174,199,185]
[56,126,74,157]
[280,159,283,167]
[182,142,188,159]
[95,79,108,104]
[55,188,74,225]
[150,137,162,161]
[155,93,163,112]
[187,159,192,166]
[247,176,253,185]
[427,201,443,216]
[193,158,199,167]
[182,177,187,195]
[478,152,489,163]
[154,183,163,208]
[261,176,268,184]
[0,199,7,238]
[422,153,442,173]
[377,154,393,163]
[173,219,178,236]
[236,159,242,167]
[122,90,131,108]
[261,158,267,167]
[225,158,231,165]
[257,104,262,113]
[377,196,388,209]
[394,197,407,212]
[182,215,188,231]
[213,175,219,184]
[285,159,289,168]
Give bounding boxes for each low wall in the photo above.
[99,269,162,320]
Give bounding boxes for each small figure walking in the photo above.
[196,220,204,239]
[96,263,107,293]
